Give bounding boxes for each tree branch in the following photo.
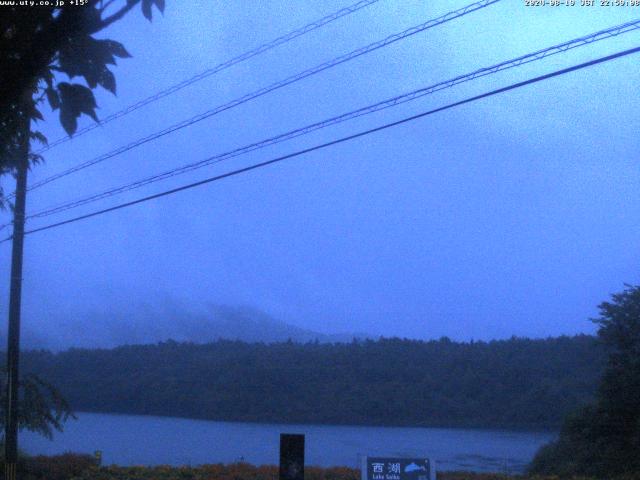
[99,0,117,12]
[96,0,140,32]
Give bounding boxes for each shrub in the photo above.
[17,452,97,480]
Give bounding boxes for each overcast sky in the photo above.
[1,0,639,349]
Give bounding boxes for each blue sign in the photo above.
[361,457,435,480]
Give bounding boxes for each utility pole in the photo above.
[4,109,30,480]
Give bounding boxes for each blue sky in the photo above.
[1,0,639,348]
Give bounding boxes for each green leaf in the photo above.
[30,131,48,146]
[59,103,77,135]
[43,70,54,88]
[82,62,102,89]
[29,152,44,166]
[58,36,117,86]
[92,39,118,66]
[98,69,116,94]
[142,0,153,20]
[82,4,104,33]
[30,105,44,122]
[58,82,99,135]
[154,0,165,13]
[103,39,131,59]
[45,87,60,111]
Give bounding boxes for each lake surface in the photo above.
[21,412,555,473]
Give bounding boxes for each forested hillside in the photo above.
[20,335,603,429]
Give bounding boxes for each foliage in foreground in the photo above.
[0,367,74,439]
[529,285,640,478]
[7,457,632,480]
[2,452,97,480]
[0,0,165,205]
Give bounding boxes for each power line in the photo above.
[3,44,637,243]
[21,0,499,195]
[22,18,640,222]
[36,0,383,154]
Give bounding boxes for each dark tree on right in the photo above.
[530,284,640,478]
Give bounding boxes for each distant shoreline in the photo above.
[70,409,560,433]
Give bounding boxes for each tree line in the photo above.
[18,334,603,430]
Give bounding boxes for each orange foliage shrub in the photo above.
[15,457,631,480]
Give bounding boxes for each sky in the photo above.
[1,0,639,349]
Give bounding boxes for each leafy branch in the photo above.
[0,368,75,440]
[0,0,166,204]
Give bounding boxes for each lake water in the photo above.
[21,412,555,473]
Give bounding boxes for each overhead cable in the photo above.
[23,18,640,222]
[22,0,499,195]
[3,44,637,243]
[36,0,383,154]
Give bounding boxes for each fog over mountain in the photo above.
[9,304,369,351]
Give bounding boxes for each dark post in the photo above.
[4,113,30,480]
[279,434,305,480]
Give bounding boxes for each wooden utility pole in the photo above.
[4,111,30,480]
